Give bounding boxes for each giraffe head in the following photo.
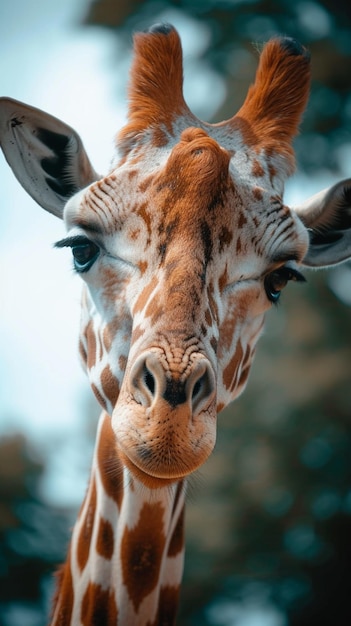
[1,25,351,487]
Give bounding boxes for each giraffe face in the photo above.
[63,124,308,486]
[0,25,315,488]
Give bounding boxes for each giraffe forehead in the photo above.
[66,128,307,271]
[66,142,234,251]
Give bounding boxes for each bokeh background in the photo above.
[1,1,351,624]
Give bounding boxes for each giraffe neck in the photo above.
[51,413,186,626]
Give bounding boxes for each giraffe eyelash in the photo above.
[54,236,101,273]
[54,235,93,249]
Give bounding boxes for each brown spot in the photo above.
[205,308,212,326]
[131,324,145,345]
[97,414,123,509]
[77,478,97,572]
[101,365,120,406]
[210,336,218,353]
[51,554,74,625]
[101,266,128,302]
[217,402,225,413]
[218,225,233,252]
[138,260,148,274]
[103,316,120,353]
[219,311,237,354]
[253,187,263,201]
[218,266,228,293]
[96,517,114,560]
[133,276,158,314]
[145,295,164,325]
[236,236,242,254]
[167,505,185,557]
[137,200,152,236]
[252,158,265,177]
[237,363,250,389]
[129,228,141,240]
[128,169,138,179]
[85,321,97,370]
[223,341,244,391]
[91,383,108,411]
[121,501,166,611]
[81,582,118,626]
[119,355,127,372]
[147,585,180,626]
[237,212,247,229]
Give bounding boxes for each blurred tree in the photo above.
[0,434,72,626]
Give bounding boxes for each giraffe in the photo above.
[1,22,351,626]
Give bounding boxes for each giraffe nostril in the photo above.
[189,362,215,416]
[129,352,215,413]
[192,377,203,399]
[144,366,156,396]
[130,352,164,407]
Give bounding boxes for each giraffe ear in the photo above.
[294,179,351,267]
[0,97,99,218]
[234,37,311,175]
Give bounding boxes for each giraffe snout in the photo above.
[129,351,216,416]
[114,350,217,482]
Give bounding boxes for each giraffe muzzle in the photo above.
[112,349,217,483]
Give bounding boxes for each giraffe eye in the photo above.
[71,239,100,272]
[55,236,100,273]
[264,266,306,303]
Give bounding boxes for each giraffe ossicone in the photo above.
[1,23,351,626]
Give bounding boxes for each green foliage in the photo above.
[0,435,71,626]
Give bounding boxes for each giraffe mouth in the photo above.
[116,418,216,488]
[118,448,190,489]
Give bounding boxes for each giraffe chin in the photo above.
[112,394,217,488]
[118,450,185,489]
[117,442,212,489]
